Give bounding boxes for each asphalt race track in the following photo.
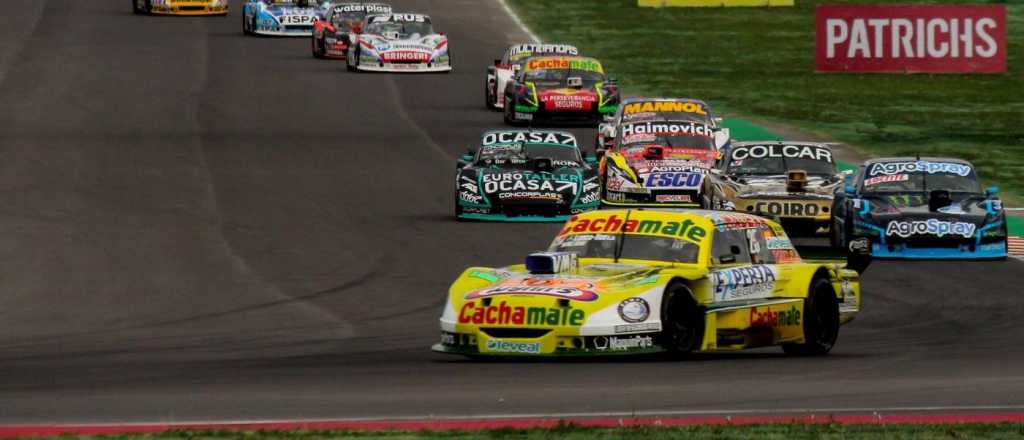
[0,0,1022,424]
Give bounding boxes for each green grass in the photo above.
[72,423,1024,439]
[506,0,1024,198]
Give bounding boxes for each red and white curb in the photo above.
[1009,237,1024,258]
[3,411,1024,437]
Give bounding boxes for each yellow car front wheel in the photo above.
[661,281,703,356]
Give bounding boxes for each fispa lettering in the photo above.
[481,131,577,146]
[750,306,801,327]
[711,266,778,301]
[458,301,585,326]
[867,160,972,176]
[623,101,706,116]
[526,58,602,72]
[730,145,833,163]
[560,215,708,243]
[885,219,977,238]
[752,201,824,217]
[620,122,713,138]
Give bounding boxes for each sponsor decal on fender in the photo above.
[712,266,778,301]
[458,301,586,326]
[750,306,801,327]
[816,5,1007,73]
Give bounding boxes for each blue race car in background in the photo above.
[243,0,323,37]
[831,157,1007,259]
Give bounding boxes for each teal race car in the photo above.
[455,130,600,222]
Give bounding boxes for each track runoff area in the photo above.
[0,0,1021,435]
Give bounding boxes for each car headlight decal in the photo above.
[618,298,650,323]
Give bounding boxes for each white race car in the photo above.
[485,43,578,110]
[346,13,451,73]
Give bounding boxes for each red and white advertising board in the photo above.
[816,5,1006,73]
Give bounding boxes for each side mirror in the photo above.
[584,153,598,165]
[714,129,731,150]
[986,186,999,197]
[714,117,724,124]
[846,237,872,274]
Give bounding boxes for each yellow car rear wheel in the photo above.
[783,278,839,356]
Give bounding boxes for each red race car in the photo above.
[312,3,391,59]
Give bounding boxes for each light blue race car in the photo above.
[243,0,325,37]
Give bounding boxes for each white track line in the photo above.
[496,0,541,43]
[25,405,1024,427]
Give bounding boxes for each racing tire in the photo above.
[782,277,840,356]
[660,281,704,356]
[829,214,842,249]
[132,0,142,14]
[312,37,324,59]
[503,99,520,126]
[454,200,466,222]
[242,13,252,35]
[346,47,358,72]
[830,207,850,250]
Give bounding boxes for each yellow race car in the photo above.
[133,0,228,16]
[433,209,868,357]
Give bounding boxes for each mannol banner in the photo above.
[815,5,1006,73]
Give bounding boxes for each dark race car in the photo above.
[455,130,600,222]
[599,120,720,208]
[832,157,1008,259]
[312,3,391,59]
[704,142,845,237]
[503,56,619,126]
[486,43,579,110]
[596,97,730,155]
